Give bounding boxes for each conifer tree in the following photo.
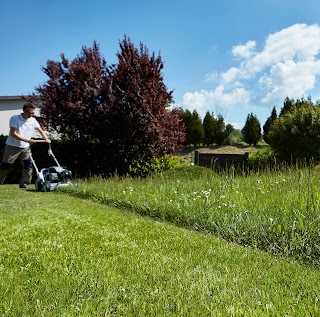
[178,108,192,145]
[214,115,226,145]
[188,110,204,145]
[242,113,261,145]
[203,112,216,145]
[263,106,277,144]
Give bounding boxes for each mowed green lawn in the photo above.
[0,185,319,316]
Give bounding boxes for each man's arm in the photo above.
[10,127,36,144]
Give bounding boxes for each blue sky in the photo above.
[1,0,320,129]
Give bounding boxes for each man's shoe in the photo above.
[19,184,28,189]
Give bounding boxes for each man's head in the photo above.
[23,103,36,118]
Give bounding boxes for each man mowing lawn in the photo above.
[0,102,51,188]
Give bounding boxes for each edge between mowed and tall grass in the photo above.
[63,165,320,266]
[0,175,319,316]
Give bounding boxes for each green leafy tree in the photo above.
[228,128,243,144]
[263,106,277,144]
[269,105,320,162]
[223,123,235,145]
[242,113,261,145]
[279,96,313,117]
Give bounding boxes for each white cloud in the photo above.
[182,90,215,118]
[219,86,250,105]
[204,72,218,82]
[226,121,242,130]
[261,59,320,103]
[182,85,250,119]
[221,67,240,83]
[243,23,320,77]
[182,23,320,126]
[232,40,256,59]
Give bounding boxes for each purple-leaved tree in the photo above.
[27,37,185,176]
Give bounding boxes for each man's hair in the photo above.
[23,103,36,111]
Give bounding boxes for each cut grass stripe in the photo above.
[0,185,319,316]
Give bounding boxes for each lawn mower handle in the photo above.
[30,141,60,166]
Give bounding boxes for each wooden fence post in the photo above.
[194,150,199,165]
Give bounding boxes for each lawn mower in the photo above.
[29,141,72,192]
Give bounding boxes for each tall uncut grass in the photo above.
[63,165,320,265]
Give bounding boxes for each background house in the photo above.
[0,96,41,136]
[0,96,25,136]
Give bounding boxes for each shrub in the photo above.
[247,146,277,169]
[128,154,189,177]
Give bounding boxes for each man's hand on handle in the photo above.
[29,138,51,144]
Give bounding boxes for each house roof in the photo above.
[0,95,23,100]
[0,95,41,101]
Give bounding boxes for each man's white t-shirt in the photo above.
[6,114,40,148]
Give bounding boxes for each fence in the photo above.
[194,151,249,171]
